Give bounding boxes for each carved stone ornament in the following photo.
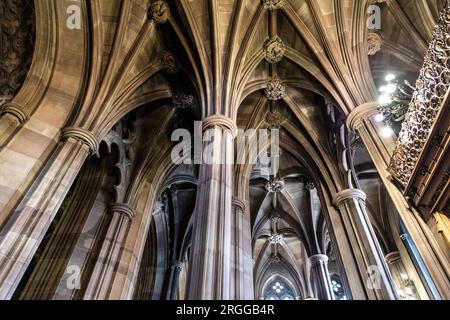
[160,51,179,74]
[269,233,283,244]
[266,111,285,129]
[264,36,285,63]
[265,178,285,193]
[262,0,285,11]
[148,0,170,24]
[367,30,383,55]
[265,79,286,100]
[305,181,315,191]
[388,6,450,187]
[172,93,194,109]
[269,253,281,263]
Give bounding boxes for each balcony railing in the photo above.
[388,2,450,191]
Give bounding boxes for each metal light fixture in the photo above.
[376,74,415,135]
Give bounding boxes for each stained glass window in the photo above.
[264,279,295,300]
[331,275,347,300]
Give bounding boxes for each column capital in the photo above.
[202,115,238,137]
[232,196,246,213]
[61,127,99,155]
[332,188,366,207]
[309,254,329,265]
[346,102,378,132]
[385,251,401,265]
[109,202,135,220]
[0,102,29,124]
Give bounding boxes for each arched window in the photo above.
[264,279,295,300]
[330,275,347,300]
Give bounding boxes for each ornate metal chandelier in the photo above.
[376,75,415,128]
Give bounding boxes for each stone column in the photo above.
[168,260,183,300]
[385,251,420,300]
[333,188,397,300]
[84,203,134,300]
[0,127,97,299]
[348,103,450,299]
[309,254,335,300]
[186,115,236,300]
[231,197,254,300]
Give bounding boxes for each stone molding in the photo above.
[346,101,378,132]
[308,254,329,265]
[0,102,29,124]
[61,127,100,155]
[232,196,246,213]
[202,114,238,137]
[332,188,367,207]
[109,202,135,220]
[385,251,401,265]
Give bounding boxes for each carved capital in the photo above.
[160,51,179,74]
[262,0,285,11]
[148,0,170,24]
[367,30,383,55]
[202,115,238,137]
[0,102,29,124]
[61,127,100,155]
[346,102,378,132]
[109,202,135,220]
[265,79,286,101]
[332,188,366,207]
[264,36,285,63]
